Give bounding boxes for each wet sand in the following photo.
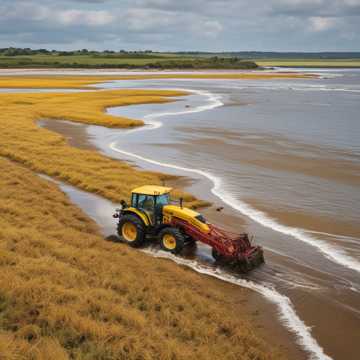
[245,199,360,243]
[38,119,95,150]
[176,127,360,187]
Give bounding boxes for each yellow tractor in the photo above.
[113,185,263,271]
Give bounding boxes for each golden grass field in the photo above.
[255,59,360,68]
[0,75,288,359]
[0,72,314,89]
[0,157,283,359]
[0,83,209,208]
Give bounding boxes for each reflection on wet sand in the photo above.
[245,199,360,244]
[177,126,360,186]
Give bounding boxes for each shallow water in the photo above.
[34,70,360,359]
[88,72,360,360]
[96,73,360,260]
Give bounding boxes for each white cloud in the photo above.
[195,20,223,37]
[125,9,175,31]
[56,9,114,26]
[309,16,337,32]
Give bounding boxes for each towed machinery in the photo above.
[113,185,264,272]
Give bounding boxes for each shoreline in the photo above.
[0,71,317,89]
[39,73,338,358]
[103,88,360,277]
[1,156,287,360]
[3,72,359,359]
[38,119,306,360]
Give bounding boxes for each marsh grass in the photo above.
[255,59,360,68]
[0,72,313,90]
[0,158,281,359]
[0,76,288,358]
[0,82,206,208]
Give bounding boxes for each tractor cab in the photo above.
[129,185,172,225]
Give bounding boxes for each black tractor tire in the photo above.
[238,259,252,273]
[158,227,185,254]
[258,250,265,264]
[212,248,226,263]
[184,235,196,247]
[117,214,145,247]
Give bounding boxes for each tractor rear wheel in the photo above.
[159,227,185,254]
[118,214,145,247]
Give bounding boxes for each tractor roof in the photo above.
[132,185,172,196]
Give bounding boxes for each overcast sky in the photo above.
[1,0,359,51]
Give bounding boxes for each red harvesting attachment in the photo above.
[171,218,264,272]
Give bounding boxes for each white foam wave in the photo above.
[114,88,222,134]
[143,248,331,360]
[228,83,360,93]
[309,230,360,241]
[147,88,224,118]
[350,285,360,294]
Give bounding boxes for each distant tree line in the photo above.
[145,57,258,69]
[173,51,360,59]
[0,47,53,56]
[0,48,259,69]
[1,48,359,59]
[0,58,258,70]
[0,47,156,57]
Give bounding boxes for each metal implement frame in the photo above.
[170,217,263,264]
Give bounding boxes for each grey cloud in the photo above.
[270,0,360,17]
[0,0,359,51]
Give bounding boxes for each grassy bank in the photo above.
[1,48,359,69]
[0,74,312,209]
[0,54,258,69]
[0,83,209,209]
[0,72,314,90]
[255,59,360,68]
[0,75,287,358]
[0,75,308,358]
[0,157,282,359]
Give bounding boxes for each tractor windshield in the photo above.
[156,193,170,206]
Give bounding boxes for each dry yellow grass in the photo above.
[0,76,293,358]
[0,76,110,89]
[0,85,206,208]
[0,71,314,89]
[0,157,282,359]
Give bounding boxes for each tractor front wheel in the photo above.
[118,214,145,247]
[159,228,185,254]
